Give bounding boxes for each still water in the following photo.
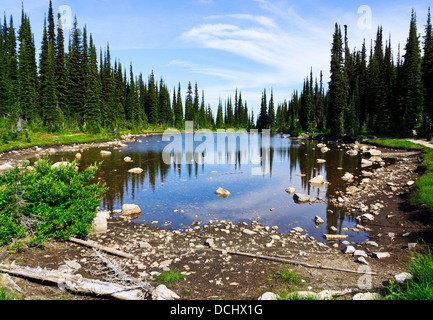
[32,133,390,243]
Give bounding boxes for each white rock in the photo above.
[92,212,108,233]
[100,151,112,156]
[361,159,373,167]
[0,164,14,171]
[373,252,391,259]
[309,175,325,185]
[242,229,257,235]
[314,216,325,224]
[394,272,413,284]
[51,162,72,169]
[364,149,382,157]
[292,227,304,233]
[216,187,231,198]
[360,213,375,221]
[344,246,356,254]
[128,168,144,174]
[407,180,415,186]
[294,193,310,203]
[356,256,369,265]
[353,292,380,300]
[124,157,133,162]
[342,172,354,181]
[285,187,296,194]
[152,285,180,300]
[316,159,327,163]
[354,250,368,258]
[258,292,279,300]
[320,147,330,153]
[122,204,142,216]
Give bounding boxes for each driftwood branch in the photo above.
[212,248,377,275]
[92,249,154,294]
[68,237,135,260]
[0,263,145,300]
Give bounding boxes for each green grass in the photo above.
[385,248,433,300]
[271,265,303,285]
[365,139,425,150]
[155,268,186,285]
[0,286,21,300]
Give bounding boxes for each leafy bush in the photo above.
[0,159,107,249]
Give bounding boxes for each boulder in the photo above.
[309,175,325,185]
[0,163,14,171]
[320,147,330,153]
[92,211,108,233]
[152,285,180,300]
[314,216,325,224]
[285,187,296,194]
[346,186,359,194]
[122,204,142,217]
[373,252,390,259]
[128,168,144,174]
[341,172,354,181]
[364,149,382,157]
[216,187,231,198]
[294,193,310,203]
[346,149,358,156]
[353,292,380,300]
[394,272,413,284]
[343,245,356,254]
[258,292,279,300]
[361,159,373,167]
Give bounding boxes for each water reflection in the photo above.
[28,133,392,243]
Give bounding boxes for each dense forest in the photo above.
[0,2,432,139]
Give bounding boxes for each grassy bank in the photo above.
[366,139,433,214]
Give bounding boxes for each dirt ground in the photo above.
[1,142,432,301]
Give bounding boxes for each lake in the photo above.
[31,132,392,243]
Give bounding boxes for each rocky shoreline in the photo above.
[0,137,432,300]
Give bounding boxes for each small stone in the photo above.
[344,246,356,254]
[373,252,391,259]
[408,243,417,250]
[100,151,112,156]
[394,272,413,284]
[353,292,380,300]
[285,187,296,194]
[128,168,144,174]
[314,216,325,224]
[294,193,310,203]
[354,250,368,258]
[356,256,369,265]
[258,292,279,300]
[242,229,257,235]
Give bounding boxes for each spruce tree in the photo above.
[39,18,58,128]
[55,12,67,117]
[422,7,433,130]
[400,10,423,135]
[83,34,101,130]
[328,24,347,137]
[175,83,183,128]
[185,82,193,121]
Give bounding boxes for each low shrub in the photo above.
[0,159,107,249]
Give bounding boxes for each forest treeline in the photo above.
[0,2,432,138]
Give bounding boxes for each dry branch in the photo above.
[212,248,377,275]
[68,237,135,260]
[0,263,145,300]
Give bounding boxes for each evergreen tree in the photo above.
[268,89,275,129]
[216,98,224,128]
[39,18,58,128]
[83,34,101,130]
[175,83,183,128]
[18,11,37,119]
[328,24,347,137]
[400,10,423,135]
[184,82,193,121]
[146,71,158,125]
[55,12,67,117]
[258,89,268,130]
[66,17,85,120]
[422,7,433,130]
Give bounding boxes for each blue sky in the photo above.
[2,0,432,116]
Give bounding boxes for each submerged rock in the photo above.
[128,168,144,174]
[309,175,325,185]
[216,187,231,198]
[294,193,310,203]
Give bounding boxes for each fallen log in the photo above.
[68,237,135,260]
[212,248,377,275]
[0,263,145,300]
